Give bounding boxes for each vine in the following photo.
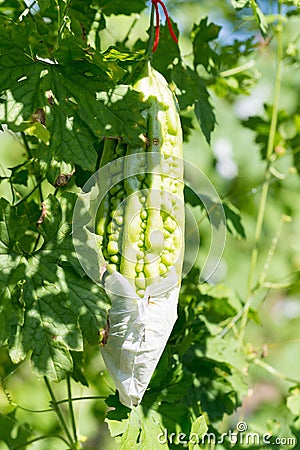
[239,9,285,345]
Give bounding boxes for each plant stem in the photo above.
[9,395,107,414]
[146,3,155,60]
[56,0,70,45]
[262,281,294,289]
[22,132,44,202]
[20,131,44,207]
[253,358,300,384]
[13,434,71,449]
[44,377,77,450]
[220,59,255,78]
[56,395,107,405]
[246,166,271,294]
[238,17,283,344]
[259,214,289,286]
[67,374,78,445]
[124,16,138,44]
[21,131,33,159]
[14,178,45,206]
[9,177,16,204]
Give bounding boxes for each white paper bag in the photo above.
[100,268,179,408]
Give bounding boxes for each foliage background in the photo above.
[0,0,300,449]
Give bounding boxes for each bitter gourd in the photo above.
[96,62,184,295]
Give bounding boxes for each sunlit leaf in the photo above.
[172,64,216,143]
[191,18,221,72]
[0,194,110,381]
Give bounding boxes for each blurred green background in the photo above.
[0,1,300,449]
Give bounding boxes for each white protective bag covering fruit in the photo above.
[101,268,179,408]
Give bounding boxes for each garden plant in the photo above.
[0,0,300,449]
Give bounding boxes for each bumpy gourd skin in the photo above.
[96,63,184,296]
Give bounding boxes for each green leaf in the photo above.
[287,114,300,176]
[287,386,300,416]
[0,198,29,249]
[24,121,50,144]
[106,358,193,448]
[70,351,89,386]
[0,410,33,449]
[105,394,131,438]
[7,63,145,171]
[242,104,289,159]
[184,187,245,238]
[294,148,300,175]
[203,335,248,373]
[9,162,29,186]
[173,273,248,421]
[37,193,110,345]
[287,3,300,17]
[39,192,86,275]
[242,114,270,158]
[151,22,180,80]
[250,0,268,36]
[9,287,78,379]
[172,65,216,144]
[0,268,22,345]
[0,12,53,64]
[119,408,141,450]
[61,269,110,345]
[0,1,24,19]
[194,100,216,145]
[184,354,246,420]
[191,18,221,72]
[172,64,208,108]
[38,194,62,243]
[36,0,99,54]
[180,271,243,336]
[5,255,109,381]
[134,408,170,449]
[146,361,193,405]
[103,46,144,63]
[189,416,208,450]
[37,0,51,12]
[199,285,241,324]
[231,0,249,8]
[181,115,195,142]
[96,0,146,16]
[0,194,110,381]
[106,401,170,449]
[218,36,257,71]
[0,18,146,174]
[223,201,246,239]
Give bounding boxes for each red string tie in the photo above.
[151,0,178,52]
